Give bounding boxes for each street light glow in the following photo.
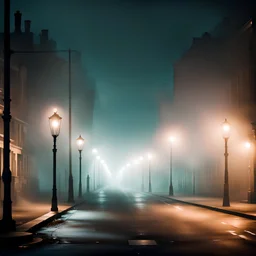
[49,111,62,137]
[76,135,85,151]
[222,119,230,139]
[52,120,59,128]
[147,153,152,160]
[169,136,175,143]
[245,142,251,149]
[92,148,98,154]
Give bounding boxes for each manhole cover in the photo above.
[128,240,157,246]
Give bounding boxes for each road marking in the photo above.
[244,230,256,236]
[174,206,183,211]
[228,230,237,236]
[128,240,157,245]
[239,235,248,240]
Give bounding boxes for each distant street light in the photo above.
[125,162,131,189]
[222,119,230,207]
[99,159,104,187]
[92,148,98,154]
[92,149,98,191]
[245,141,252,203]
[49,110,62,211]
[139,156,144,192]
[168,136,175,196]
[76,135,85,198]
[95,155,100,190]
[147,153,152,193]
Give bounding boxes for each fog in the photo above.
[0,0,254,204]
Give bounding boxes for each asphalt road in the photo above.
[3,187,256,255]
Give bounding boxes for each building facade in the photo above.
[0,59,29,203]
[0,11,95,200]
[159,16,256,199]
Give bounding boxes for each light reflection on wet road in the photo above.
[4,188,256,255]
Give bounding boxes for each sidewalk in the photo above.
[0,197,83,246]
[155,194,256,220]
[0,197,74,232]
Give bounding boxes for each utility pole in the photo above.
[68,49,74,203]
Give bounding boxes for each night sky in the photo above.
[0,0,250,171]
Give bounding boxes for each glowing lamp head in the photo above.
[222,119,230,139]
[245,142,251,149]
[169,136,175,143]
[139,156,144,161]
[49,110,62,136]
[76,135,85,151]
[92,148,98,154]
[96,155,100,160]
[147,153,152,160]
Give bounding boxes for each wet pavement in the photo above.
[2,187,256,255]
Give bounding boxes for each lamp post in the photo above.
[192,169,196,195]
[139,156,144,192]
[49,110,62,211]
[99,159,104,188]
[147,153,152,193]
[245,142,252,203]
[0,0,16,232]
[222,119,230,207]
[126,163,131,189]
[92,148,97,191]
[251,122,256,203]
[168,136,175,196]
[76,135,84,198]
[95,155,100,190]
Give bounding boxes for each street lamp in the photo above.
[222,119,230,207]
[92,148,98,154]
[49,110,62,211]
[76,135,84,198]
[147,153,152,193]
[0,0,16,232]
[95,155,100,190]
[139,156,144,192]
[126,163,131,189]
[99,159,105,188]
[245,142,252,203]
[168,136,175,196]
[92,149,98,191]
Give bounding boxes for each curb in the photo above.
[25,200,86,233]
[153,194,256,220]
